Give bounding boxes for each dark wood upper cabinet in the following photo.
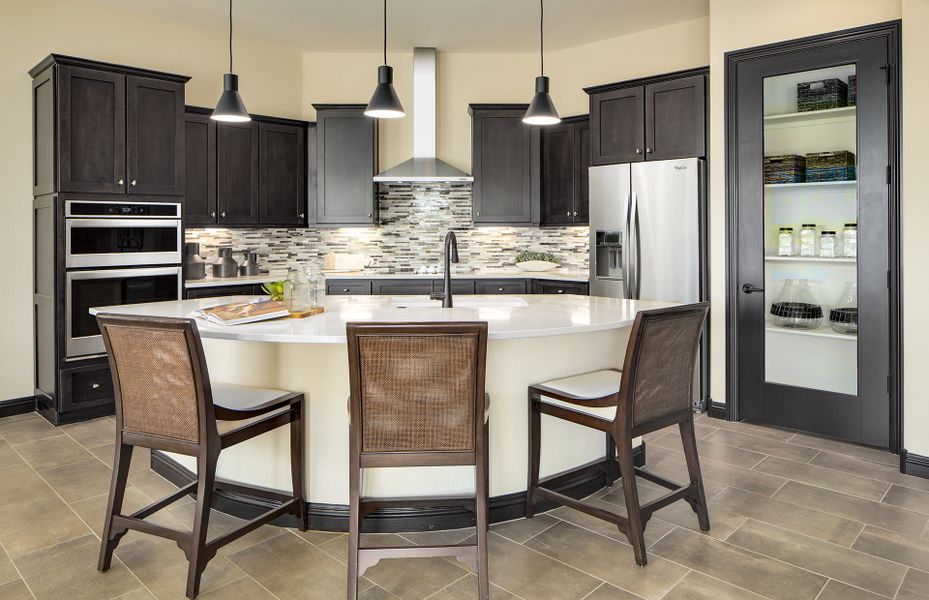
[126,76,184,195]
[313,104,377,225]
[470,104,539,225]
[586,68,707,166]
[645,74,706,161]
[183,111,216,225]
[57,65,127,194]
[217,120,259,225]
[589,86,644,165]
[540,115,589,226]
[259,121,306,226]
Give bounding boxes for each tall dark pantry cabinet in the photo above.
[30,55,189,424]
[725,23,901,449]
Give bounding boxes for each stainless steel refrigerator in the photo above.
[588,157,707,406]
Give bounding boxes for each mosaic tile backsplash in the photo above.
[185,184,590,275]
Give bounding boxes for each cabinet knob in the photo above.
[635,149,642,155]
[646,148,653,154]
[557,289,564,293]
[573,211,578,217]
[91,383,100,389]
[131,179,137,186]
[118,179,124,185]
[210,211,216,218]
[343,288,350,293]
[566,211,571,216]
[476,211,481,216]
[367,213,372,218]
[220,211,226,218]
[299,213,305,219]
[498,287,504,292]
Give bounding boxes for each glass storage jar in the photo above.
[770,278,823,329]
[829,281,858,335]
[843,223,857,258]
[799,223,818,257]
[777,227,795,256]
[819,231,837,258]
[284,267,317,313]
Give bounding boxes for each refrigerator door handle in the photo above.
[623,192,632,291]
[629,191,641,299]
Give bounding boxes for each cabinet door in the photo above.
[371,280,434,295]
[475,280,527,294]
[217,121,259,225]
[531,280,589,295]
[541,122,576,226]
[259,122,306,226]
[57,66,126,193]
[574,118,590,224]
[326,281,372,295]
[183,112,217,225]
[315,108,377,225]
[589,86,644,166]
[432,279,476,295]
[126,76,185,195]
[472,109,536,224]
[645,75,706,161]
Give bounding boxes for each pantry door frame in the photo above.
[723,21,901,451]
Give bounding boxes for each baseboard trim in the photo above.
[900,449,929,480]
[152,444,647,532]
[706,400,727,420]
[0,396,37,419]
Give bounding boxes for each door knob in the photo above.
[741,284,764,294]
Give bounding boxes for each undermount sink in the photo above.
[389,297,529,309]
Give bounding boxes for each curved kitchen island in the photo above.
[93,294,673,531]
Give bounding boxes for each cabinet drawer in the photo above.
[60,365,114,413]
[531,280,589,295]
[432,279,476,295]
[372,280,434,295]
[475,280,527,294]
[327,281,372,295]
[185,284,264,299]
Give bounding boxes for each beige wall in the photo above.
[0,0,304,400]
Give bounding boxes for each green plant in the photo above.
[262,281,286,301]
[515,250,559,264]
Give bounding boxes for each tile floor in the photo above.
[0,411,928,599]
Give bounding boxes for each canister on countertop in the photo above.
[212,247,238,278]
[184,242,207,280]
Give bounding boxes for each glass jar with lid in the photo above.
[799,224,818,257]
[284,267,318,313]
[777,227,795,256]
[843,223,857,258]
[819,231,837,258]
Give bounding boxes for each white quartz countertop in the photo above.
[184,269,589,289]
[91,295,672,344]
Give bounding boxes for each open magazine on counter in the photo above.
[191,299,289,325]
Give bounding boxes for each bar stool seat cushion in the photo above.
[537,370,622,420]
[212,383,293,434]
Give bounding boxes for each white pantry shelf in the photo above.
[765,322,857,341]
[763,105,857,126]
[764,180,856,190]
[765,256,856,263]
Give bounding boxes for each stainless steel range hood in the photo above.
[373,48,473,183]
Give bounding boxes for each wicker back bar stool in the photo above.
[526,302,710,566]
[95,314,308,598]
[346,322,490,600]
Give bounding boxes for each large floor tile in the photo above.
[399,527,475,547]
[293,528,344,547]
[38,457,113,503]
[196,575,277,599]
[168,502,285,557]
[882,485,929,516]
[0,464,55,509]
[0,439,25,471]
[127,470,182,502]
[0,412,37,425]
[549,498,676,546]
[711,487,863,547]
[15,534,140,600]
[228,532,357,600]
[69,486,188,538]
[486,531,601,600]
[703,429,819,463]
[90,444,152,473]
[524,521,688,600]
[650,527,827,600]
[709,418,797,442]
[650,449,786,497]
[811,450,929,494]
[490,514,559,544]
[651,434,766,469]
[114,588,158,600]
[787,433,897,467]
[852,525,929,571]
[897,568,929,600]
[815,580,886,600]
[0,493,91,558]
[753,456,891,501]
[580,582,643,600]
[0,579,34,600]
[0,549,19,586]
[60,417,116,449]
[0,415,58,446]
[725,520,906,597]
[774,481,927,536]
[661,571,767,600]
[13,434,95,471]
[426,574,519,600]
[115,534,245,599]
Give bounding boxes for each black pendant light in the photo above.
[523,0,560,125]
[365,0,405,118]
[212,0,250,122]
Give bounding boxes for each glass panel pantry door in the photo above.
[730,26,897,448]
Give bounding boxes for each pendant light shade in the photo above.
[365,0,405,118]
[212,0,251,122]
[523,0,560,125]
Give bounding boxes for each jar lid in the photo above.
[844,223,858,227]
[801,223,817,227]
[779,227,794,231]
[822,231,836,235]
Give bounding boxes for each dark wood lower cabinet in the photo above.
[185,284,267,299]
[371,280,434,295]
[322,278,587,296]
[476,280,528,295]
[531,280,589,295]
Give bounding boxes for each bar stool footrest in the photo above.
[357,544,479,576]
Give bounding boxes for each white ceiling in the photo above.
[93,0,709,53]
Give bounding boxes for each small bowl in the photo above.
[516,260,559,272]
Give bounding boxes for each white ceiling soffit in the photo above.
[89,0,709,53]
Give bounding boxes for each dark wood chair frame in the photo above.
[346,322,490,600]
[95,314,308,599]
[526,303,711,566]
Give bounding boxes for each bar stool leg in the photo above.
[290,401,309,531]
[186,453,218,599]
[476,422,490,600]
[526,390,541,518]
[98,439,133,572]
[605,435,619,486]
[347,462,361,600]
[617,438,647,566]
[680,416,711,531]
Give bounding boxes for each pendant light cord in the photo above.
[228,0,234,73]
[382,0,388,66]
[539,0,544,76]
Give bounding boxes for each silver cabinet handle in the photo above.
[476,211,481,216]
[118,179,124,185]
[299,213,305,219]
[367,213,372,218]
[220,211,226,218]
[635,148,642,154]
[210,211,216,218]
[91,383,100,389]
[646,148,653,154]
[497,287,504,292]
[343,288,350,293]
[573,211,578,217]
[131,179,137,186]
[566,211,571,216]
[557,289,564,293]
